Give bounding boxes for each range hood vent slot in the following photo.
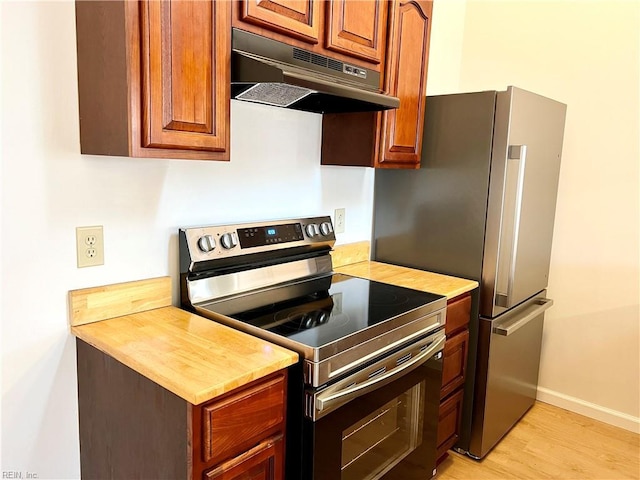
[293,48,344,73]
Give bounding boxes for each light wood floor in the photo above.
[436,401,640,479]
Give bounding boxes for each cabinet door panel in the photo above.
[141,0,230,152]
[378,0,432,167]
[445,294,472,337]
[436,389,464,459]
[240,0,320,44]
[325,0,388,64]
[440,330,469,400]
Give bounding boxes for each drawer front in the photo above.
[203,435,284,480]
[202,374,285,465]
[446,293,471,337]
[440,329,469,400]
[436,389,464,459]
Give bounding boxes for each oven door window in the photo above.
[341,381,424,480]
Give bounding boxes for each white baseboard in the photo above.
[537,386,640,434]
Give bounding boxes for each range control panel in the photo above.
[238,223,305,248]
[180,216,336,266]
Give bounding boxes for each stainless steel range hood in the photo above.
[232,28,400,114]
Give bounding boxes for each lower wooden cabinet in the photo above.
[76,339,287,480]
[437,292,472,463]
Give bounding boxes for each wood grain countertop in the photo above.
[70,278,298,406]
[68,252,476,406]
[334,260,478,300]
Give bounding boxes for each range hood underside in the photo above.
[231,32,399,114]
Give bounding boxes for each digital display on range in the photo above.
[238,223,304,248]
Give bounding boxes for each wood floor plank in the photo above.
[437,402,640,479]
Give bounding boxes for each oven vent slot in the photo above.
[368,366,387,379]
[396,352,413,366]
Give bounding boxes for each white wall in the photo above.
[427,0,467,94]
[441,0,639,431]
[0,2,375,477]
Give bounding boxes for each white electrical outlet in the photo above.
[76,226,104,268]
[334,208,346,233]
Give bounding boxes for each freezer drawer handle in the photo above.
[315,333,446,413]
[493,298,553,336]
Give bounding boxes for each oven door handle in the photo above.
[315,333,446,413]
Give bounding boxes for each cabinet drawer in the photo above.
[446,294,471,337]
[440,329,469,400]
[203,435,284,480]
[436,389,464,460]
[202,374,285,465]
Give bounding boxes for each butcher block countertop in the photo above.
[334,258,478,300]
[69,277,298,406]
[69,245,475,405]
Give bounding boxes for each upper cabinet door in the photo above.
[141,0,230,153]
[377,0,433,168]
[325,0,388,64]
[239,0,320,44]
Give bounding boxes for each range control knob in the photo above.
[305,223,319,237]
[197,234,216,253]
[220,232,238,250]
[320,222,334,236]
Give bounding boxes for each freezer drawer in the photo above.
[469,293,553,459]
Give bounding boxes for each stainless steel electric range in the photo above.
[180,216,447,480]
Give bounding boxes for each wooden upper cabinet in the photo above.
[238,0,321,44]
[325,0,388,64]
[141,0,230,153]
[75,0,231,161]
[320,0,433,168]
[377,0,433,168]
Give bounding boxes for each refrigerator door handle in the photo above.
[495,144,528,309]
[493,298,553,336]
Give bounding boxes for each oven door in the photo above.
[303,331,445,480]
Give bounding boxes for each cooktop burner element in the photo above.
[179,216,447,387]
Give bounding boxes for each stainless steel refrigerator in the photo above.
[372,86,566,459]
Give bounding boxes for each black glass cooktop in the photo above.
[212,273,444,349]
